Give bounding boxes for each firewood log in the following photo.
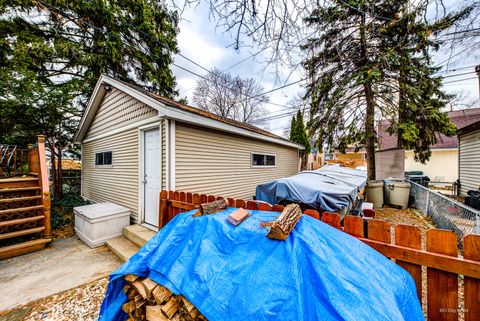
[161,297,180,318]
[121,274,208,320]
[122,300,136,314]
[266,203,303,240]
[146,305,168,321]
[124,274,139,283]
[152,285,172,305]
[198,199,228,215]
[142,278,158,300]
[133,280,148,299]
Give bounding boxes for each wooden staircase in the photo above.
[0,136,51,260]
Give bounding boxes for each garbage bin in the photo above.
[405,174,430,187]
[384,179,411,209]
[466,190,480,210]
[366,180,384,209]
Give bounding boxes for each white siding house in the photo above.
[74,75,302,229]
[458,120,480,195]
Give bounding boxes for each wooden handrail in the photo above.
[36,135,51,239]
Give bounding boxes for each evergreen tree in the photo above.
[289,111,311,170]
[0,0,179,195]
[289,114,297,141]
[303,1,471,179]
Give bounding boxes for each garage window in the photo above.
[251,153,276,167]
[95,151,113,166]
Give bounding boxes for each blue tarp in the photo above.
[255,165,367,212]
[99,209,423,321]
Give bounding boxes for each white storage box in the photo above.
[74,202,131,248]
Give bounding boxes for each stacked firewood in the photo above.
[122,274,208,321]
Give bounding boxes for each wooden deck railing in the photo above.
[26,136,50,238]
[158,190,480,321]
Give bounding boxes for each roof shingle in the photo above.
[377,107,480,150]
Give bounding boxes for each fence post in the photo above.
[425,190,430,215]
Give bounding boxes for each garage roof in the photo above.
[74,75,303,149]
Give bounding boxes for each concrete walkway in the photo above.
[0,237,122,312]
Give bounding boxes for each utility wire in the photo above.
[436,64,478,74]
[38,0,302,111]
[435,41,480,67]
[436,28,480,38]
[441,71,477,79]
[442,76,478,85]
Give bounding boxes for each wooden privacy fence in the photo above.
[158,190,480,321]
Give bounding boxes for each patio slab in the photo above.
[0,236,121,312]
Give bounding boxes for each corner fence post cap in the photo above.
[37,135,46,143]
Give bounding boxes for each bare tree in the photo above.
[193,68,269,127]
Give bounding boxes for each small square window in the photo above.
[95,151,112,165]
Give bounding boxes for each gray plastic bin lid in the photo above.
[74,202,130,220]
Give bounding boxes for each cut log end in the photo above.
[199,199,228,215]
[266,203,303,241]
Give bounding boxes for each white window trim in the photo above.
[250,152,277,168]
[94,150,114,167]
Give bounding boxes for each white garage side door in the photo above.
[144,128,161,227]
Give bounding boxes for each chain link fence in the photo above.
[409,180,480,241]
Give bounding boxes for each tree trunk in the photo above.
[364,83,376,180]
[359,14,376,180]
[50,136,57,199]
[57,144,63,198]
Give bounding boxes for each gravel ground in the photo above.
[24,278,108,321]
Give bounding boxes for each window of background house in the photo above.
[95,151,113,165]
[252,153,276,167]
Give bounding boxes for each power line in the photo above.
[252,78,306,98]
[38,0,303,111]
[222,50,263,72]
[442,76,478,85]
[436,28,480,38]
[435,41,480,67]
[437,64,478,74]
[176,53,210,73]
[442,71,477,79]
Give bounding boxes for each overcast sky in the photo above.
[170,2,479,137]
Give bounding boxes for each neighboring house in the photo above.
[74,75,302,228]
[306,147,323,170]
[327,147,367,168]
[377,108,480,182]
[458,120,480,195]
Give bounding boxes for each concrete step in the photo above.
[105,236,140,262]
[123,224,156,248]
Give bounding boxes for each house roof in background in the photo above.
[458,119,480,136]
[377,107,480,150]
[74,75,303,149]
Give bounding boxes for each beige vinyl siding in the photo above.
[86,88,157,139]
[174,123,299,199]
[459,129,480,195]
[82,128,139,221]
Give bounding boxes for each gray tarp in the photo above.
[255,165,367,212]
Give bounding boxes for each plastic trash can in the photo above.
[384,180,411,209]
[466,190,480,210]
[366,180,384,209]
